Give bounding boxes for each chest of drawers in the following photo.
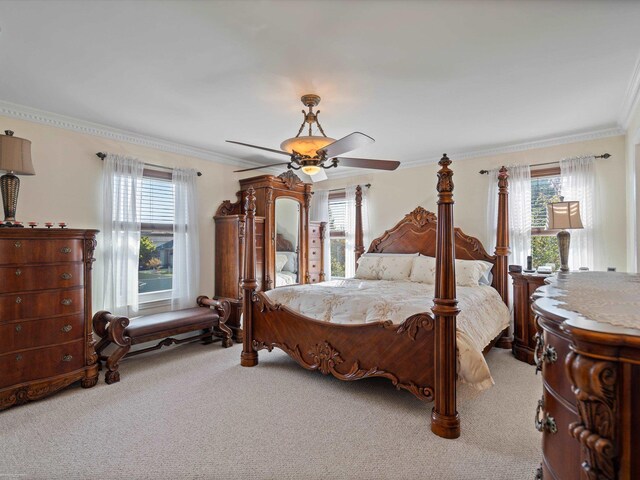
[306,221,326,284]
[510,272,550,364]
[0,229,99,410]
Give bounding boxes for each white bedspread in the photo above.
[265,279,510,390]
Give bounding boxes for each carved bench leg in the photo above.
[105,345,130,385]
[217,319,233,349]
[94,336,111,372]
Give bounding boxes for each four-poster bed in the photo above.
[239,156,511,439]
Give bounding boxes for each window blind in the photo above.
[328,199,346,233]
[140,175,175,226]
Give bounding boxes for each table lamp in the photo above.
[546,198,583,272]
[0,130,35,227]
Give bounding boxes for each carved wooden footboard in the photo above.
[251,292,436,401]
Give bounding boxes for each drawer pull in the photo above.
[61,298,73,306]
[15,296,22,304]
[15,268,21,276]
[62,354,73,362]
[14,241,21,248]
[61,324,73,333]
[534,398,557,434]
[15,354,23,361]
[61,272,72,280]
[60,247,72,254]
[534,333,558,374]
[15,324,22,332]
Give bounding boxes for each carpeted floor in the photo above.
[1,343,541,480]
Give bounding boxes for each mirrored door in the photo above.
[274,197,300,287]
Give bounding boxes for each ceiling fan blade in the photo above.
[318,132,374,158]
[334,157,401,171]
[226,140,291,157]
[234,162,291,173]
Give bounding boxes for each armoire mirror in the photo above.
[274,197,301,287]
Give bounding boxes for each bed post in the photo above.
[431,154,461,439]
[240,187,258,367]
[354,185,365,266]
[494,166,513,349]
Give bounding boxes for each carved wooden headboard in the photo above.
[276,233,294,252]
[367,206,498,286]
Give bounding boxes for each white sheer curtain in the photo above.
[344,185,370,278]
[486,164,531,267]
[310,190,331,279]
[560,155,595,270]
[102,153,144,316]
[171,168,200,309]
[345,186,357,278]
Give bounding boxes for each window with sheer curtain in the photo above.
[103,155,199,313]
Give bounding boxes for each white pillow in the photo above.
[409,256,493,286]
[275,253,288,272]
[409,256,437,284]
[355,256,381,279]
[278,251,297,272]
[378,256,414,281]
[455,259,493,287]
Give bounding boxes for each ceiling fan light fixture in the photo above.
[280,135,336,158]
[301,164,322,176]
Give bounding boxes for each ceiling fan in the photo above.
[227,94,400,181]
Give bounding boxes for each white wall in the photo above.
[1,115,241,311]
[318,135,628,272]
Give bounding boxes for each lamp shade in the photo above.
[0,131,35,175]
[280,135,336,158]
[546,201,583,230]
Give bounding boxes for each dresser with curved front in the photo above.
[532,272,640,480]
[0,229,99,410]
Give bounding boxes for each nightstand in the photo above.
[509,272,551,364]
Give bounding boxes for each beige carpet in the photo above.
[1,343,541,480]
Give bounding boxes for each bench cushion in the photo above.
[125,307,217,339]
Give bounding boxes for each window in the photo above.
[530,168,561,270]
[328,191,346,278]
[138,170,174,301]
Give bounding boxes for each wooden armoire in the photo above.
[214,171,325,342]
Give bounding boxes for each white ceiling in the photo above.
[0,0,639,175]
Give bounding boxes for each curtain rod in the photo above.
[478,153,611,175]
[96,152,203,176]
[327,183,371,193]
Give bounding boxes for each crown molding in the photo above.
[0,99,255,168]
[325,125,625,181]
[0,99,626,181]
[619,52,640,129]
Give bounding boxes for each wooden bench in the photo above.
[92,296,232,384]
